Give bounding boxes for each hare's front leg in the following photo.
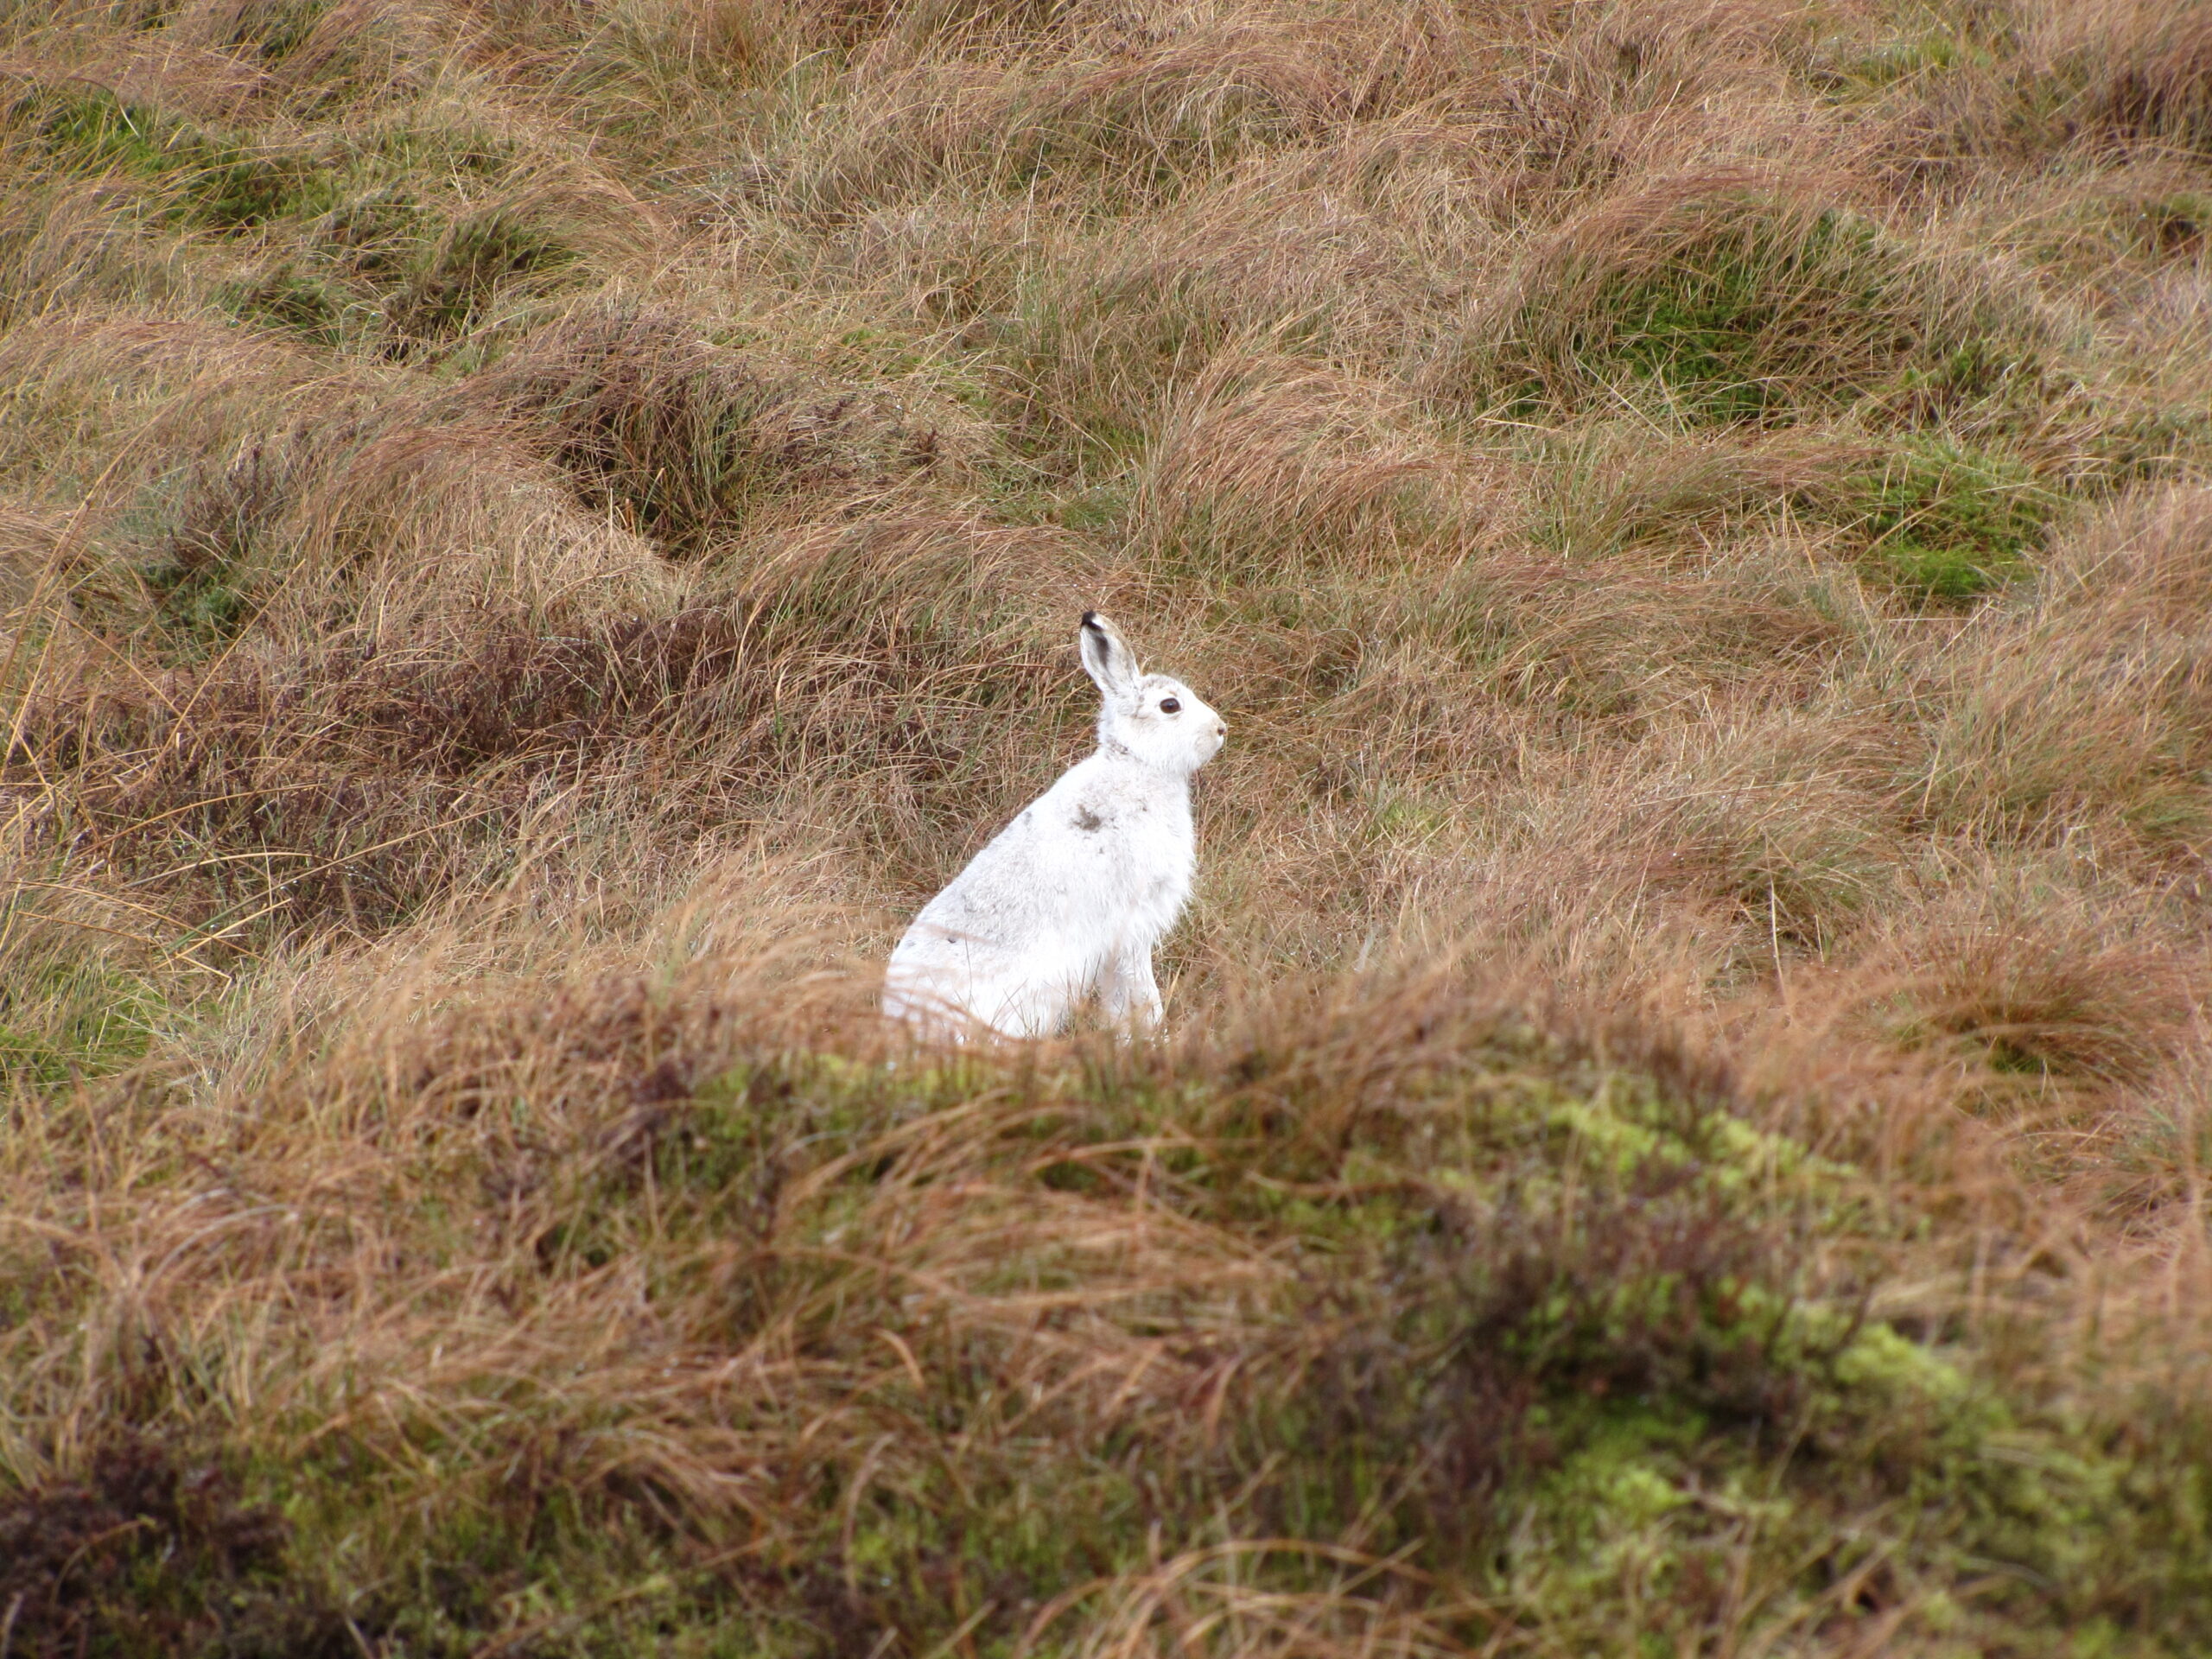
[1099,941,1164,1032]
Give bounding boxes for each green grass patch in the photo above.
[387,205,581,341]
[25,86,335,230]
[1839,438,2052,601]
[1591,212,1904,424]
[144,439,294,649]
[1474,195,2050,434]
[1804,25,1999,103]
[219,263,350,346]
[208,0,335,67]
[0,961,164,1096]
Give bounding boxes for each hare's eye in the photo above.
[1160,697,1181,714]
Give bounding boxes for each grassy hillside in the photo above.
[4,0,2212,1651]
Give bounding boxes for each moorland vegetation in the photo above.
[5,0,2212,1651]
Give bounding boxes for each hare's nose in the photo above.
[1214,721,1227,738]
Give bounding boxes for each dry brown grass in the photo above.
[6,0,2212,1651]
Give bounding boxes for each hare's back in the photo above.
[898,802,1064,938]
[887,808,1097,1035]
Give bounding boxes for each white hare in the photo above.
[883,612,1226,1039]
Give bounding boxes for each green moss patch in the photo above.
[0,1434,336,1657]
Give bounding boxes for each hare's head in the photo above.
[1080,612,1226,776]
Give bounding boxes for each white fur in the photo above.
[883,613,1226,1039]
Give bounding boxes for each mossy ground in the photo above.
[10,1000,2206,1656]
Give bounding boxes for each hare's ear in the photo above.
[1079,611,1140,698]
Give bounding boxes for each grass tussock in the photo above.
[7,0,2212,1651]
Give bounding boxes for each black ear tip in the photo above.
[1081,611,1102,630]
